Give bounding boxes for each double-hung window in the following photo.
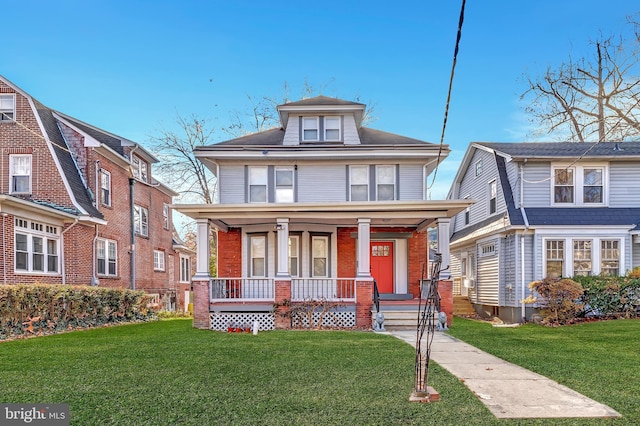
[179,254,191,282]
[14,218,59,274]
[545,240,564,278]
[0,94,15,121]
[350,165,369,201]
[275,167,294,202]
[601,240,620,276]
[163,204,170,230]
[250,235,266,277]
[154,250,166,271]
[302,117,319,141]
[132,156,148,182]
[134,205,148,237]
[554,169,574,203]
[583,168,603,203]
[9,154,31,194]
[311,235,329,277]
[573,240,592,276]
[96,238,117,276]
[376,165,395,201]
[324,116,340,141]
[100,169,111,206]
[249,166,267,203]
[289,235,300,277]
[553,165,606,205]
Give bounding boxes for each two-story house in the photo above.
[0,75,191,311]
[176,96,471,330]
[448,141,640,323]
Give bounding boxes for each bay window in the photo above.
[14,218,59,274]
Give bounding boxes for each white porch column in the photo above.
[357,218,371,278]
[276,218,290,277]
[193,218,211,280]
[436,218,452,279]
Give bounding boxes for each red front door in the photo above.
[371,242,394,293]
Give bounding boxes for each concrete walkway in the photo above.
[388,329,621,419]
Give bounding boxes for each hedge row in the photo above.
[0,284,155,340]
[572,275,640,319]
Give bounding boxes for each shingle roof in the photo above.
[524,207,640,229]
[279,96,365,107]
[203,126,436,148]
[450,214,506,243]
[495,154,524,225]
[476,142,640,158]
[62,116,126,156]
[32,100,103,218]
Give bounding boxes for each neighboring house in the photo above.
[176,96,470,330]
[0,75,188,310]
[448,141,640,323]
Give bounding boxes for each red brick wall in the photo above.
[355,279,373,328]
[337,227,356,277]
[408,231,429,297]
[438,280,453,326]
[218,228,241,277]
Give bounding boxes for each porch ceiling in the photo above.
[174,200,472,232]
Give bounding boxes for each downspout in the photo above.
[519,162,530,321]
[60,218,80,285]
[130,177,136,290]
[2,212,7,285]
[92,159,101,286]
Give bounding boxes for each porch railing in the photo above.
[291,278,356,302]
[210,278,275,302]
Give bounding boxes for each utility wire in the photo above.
[428,0,467,195]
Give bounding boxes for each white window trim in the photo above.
[349,165,369,201]
[132,156,148,182]
[14,218,60,275]
[163,203,170,230]
[275,166,294,203]
[9,154,32,194]
[154,250,166,271]
[100,169,111,207]
[248,166,268,203]
[542,236,623,278]
[311,235,329,278]
[96,238,118,277]
[488,179,497,214]
[302,116,320,141]
[179,254,191,283]
[474,160,483,178]
[134,205,149,237]
[551,164,608,206]
[0,94,16,121]
[249,234,267,277]
[289,235,300,277]
[324,116,341,141]
[375,165,395,201]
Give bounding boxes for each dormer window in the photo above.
[302,117,319,141]
[552,165,606,205]
[324,116,341,141]
[0,94,15,121]
[132,155,148,182]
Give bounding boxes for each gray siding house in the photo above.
[448,142,640,323]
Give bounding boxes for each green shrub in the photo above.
[0,284,155,340]
[527,277,584,325]
[572,275,640,318]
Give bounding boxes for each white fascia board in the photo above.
[53,113,101,147]
[28,98,89,216]
[194,148,444,161]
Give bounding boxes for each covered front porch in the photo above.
[176,200,470,330]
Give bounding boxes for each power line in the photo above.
[428,0,467,195]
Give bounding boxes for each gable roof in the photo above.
[278,96,365,108]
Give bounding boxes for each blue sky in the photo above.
[3,0,638,198]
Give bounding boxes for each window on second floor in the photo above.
[376,165,395,201]
[302,117,319,141]
[475,160,482,177]
[153,250,166,271]
[275,167,294,202]
[100,169,111,207]
[249,166,267,203]
[9,154,31,194]
[324,116,341,141]
[464,195,470,225]
[553,165,606,205]
[489,180,497,214]
[163,204,170,230]
[0,94,15,121]
[350,165,369,201]
[134,205,148,237]
[132,156,148,182]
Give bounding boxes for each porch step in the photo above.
[453,296,476,315]
[372,300,431,330]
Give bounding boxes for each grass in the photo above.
[0,320,490,425]
[1,318,638,425]
[448,317,640,425]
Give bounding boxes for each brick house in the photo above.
[0,75,191,310]
[176,96,471,330]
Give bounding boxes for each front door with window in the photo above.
[371,242,394,293]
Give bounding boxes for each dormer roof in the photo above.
[277,95,366,128]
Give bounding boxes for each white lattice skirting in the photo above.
[210,312,275,331]
[292,310,356,328]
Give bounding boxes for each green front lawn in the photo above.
[1,318,638,425]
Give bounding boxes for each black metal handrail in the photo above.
[373,279,380,313]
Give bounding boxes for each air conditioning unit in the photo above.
[463,278,475,288]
